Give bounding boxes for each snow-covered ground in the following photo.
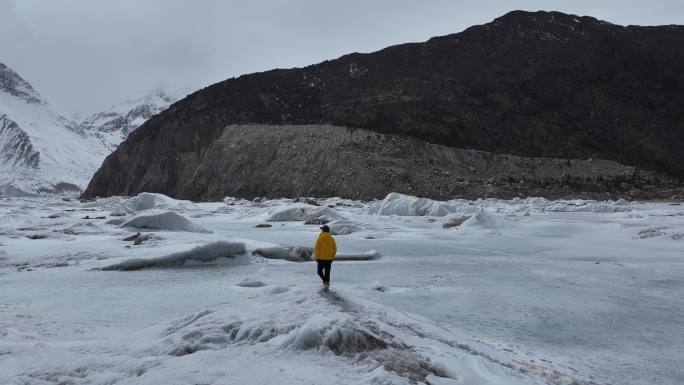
[1,193,683,385]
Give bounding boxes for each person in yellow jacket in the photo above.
[314,225,337,290]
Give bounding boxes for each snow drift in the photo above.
[636,226,684,240]
[544,200,634,213]
[335,249,381,261]
[0,179,81,197]
[88,192,197,216]
[267,203,345,222]
[369,193,457,216]
[100,241,246,271]
[113,192,188,214]
[252,246,313,262]
[159,288,450,383]
[122,210,211,233]
[458,207,510,231]
[236,277,266,287]
[327,220,366,235]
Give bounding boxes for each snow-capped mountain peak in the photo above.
[0,62,187,196]
[122,84,175,106]
[79,86,181,138]
[0,62,45,105]
[0,63,124,195]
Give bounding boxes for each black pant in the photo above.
[317,260,332,284]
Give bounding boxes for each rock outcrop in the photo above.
[83,10,684,200]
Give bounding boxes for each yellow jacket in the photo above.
[314,232,337,261]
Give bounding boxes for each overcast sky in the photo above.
[2,0,683,117]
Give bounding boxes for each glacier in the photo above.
[1,193,683,384]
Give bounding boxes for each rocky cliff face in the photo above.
[83,10,684,200]
[86,123,681,201]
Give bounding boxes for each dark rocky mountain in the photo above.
[83,10,684,201]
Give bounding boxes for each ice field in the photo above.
[1,192,683,385]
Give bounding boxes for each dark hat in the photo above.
[320,225,330,232]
